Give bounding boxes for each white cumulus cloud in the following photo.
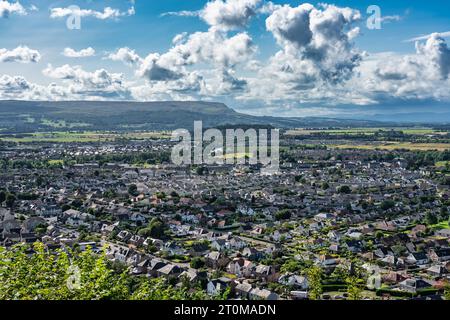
[0,46,41,63]
[406,31,450,42]
[63,47,96,58]
[162,0,262,31]
[50,6,135,20]
[107,47,142,66]
[42,64,131,99]
[259,2,362,96]
[0,1,26,18]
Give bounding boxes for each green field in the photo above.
[286,127,448,136]
[329,142,450,151]
[221,152,253,160]
[435,161,450,167]
[0,131,171,143]
[41,118,91,129]
[47,160,65,165]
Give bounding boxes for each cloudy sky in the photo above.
[0,0,449,118]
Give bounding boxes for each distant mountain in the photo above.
[326,101,450,124]
[351,112,450,124]
[0,100,384,133]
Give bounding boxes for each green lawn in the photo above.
[48,160,64,166]
[430,221,450,230]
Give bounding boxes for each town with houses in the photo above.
[1,129,450,301]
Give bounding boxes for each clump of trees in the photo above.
[280,260,302,274]
[4,194,16,208]
[275,209,292,221]
[338,185,351,194]
[0,190,16,208]
[190,257,205,269]
[137,218,167,239]
[0,190,6,204]
[128,184,139,197]
[380,200,395,210]
[425,211,438,225]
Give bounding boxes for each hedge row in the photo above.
[376,288,441,298]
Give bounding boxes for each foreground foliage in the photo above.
[0,242,208,300]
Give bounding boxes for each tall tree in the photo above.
[346,276,363,300]
[0,190,6,205]
[5,194,15,208]
[307,266,323,300]
[444,283,450,301]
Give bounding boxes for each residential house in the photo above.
[207,277,234,296]
[429,248,450,262]
[227,257,254,278]
[406,252,429,266]
[278,274,309,290]
[235,282,253,299]
[249,288,278,300]
[205,251,230,269]
[157,264,183,279]
[254,264,274,281]
[397,278,433,293]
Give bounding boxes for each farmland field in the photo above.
[222,152,253,160]
[40,118,91,129]
[0,131,172,143]
[286,127,449,136]
[328,142,450,151]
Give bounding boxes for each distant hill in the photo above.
[0,100,383,133]
[352,112,450,124]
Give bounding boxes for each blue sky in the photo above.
[0,0,449,118]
